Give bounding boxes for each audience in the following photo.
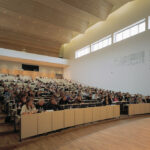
[0,74,149,119]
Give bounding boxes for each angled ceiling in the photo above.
[0,0,133,57]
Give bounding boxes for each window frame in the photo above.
[114,19,146,43]
[91,35,112,52]
[75,45,90,59]
[75,18,147,59]
[148,16,150,29]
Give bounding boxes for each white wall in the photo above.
[64,0,150,95]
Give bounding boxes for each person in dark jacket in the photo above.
[46,97,61,111]
[36,99,46,113]
[59,96,69,105]
[75,94,82,103]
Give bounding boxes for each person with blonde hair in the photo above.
[36,99,46,113]
[21,97,37,115]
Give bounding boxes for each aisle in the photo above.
[0,104,19,148]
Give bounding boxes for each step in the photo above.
[0,118,5,124]
[0,124,14,133]
[0,114,7,118]
[0,132,19,147]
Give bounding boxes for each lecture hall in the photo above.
[0,0,150,150]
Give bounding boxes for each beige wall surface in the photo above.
[64,0,150,95]
[0,60,63,77]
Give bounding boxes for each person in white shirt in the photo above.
[92,93,99,100]
[21,97,37,115]
[137,97,143,104]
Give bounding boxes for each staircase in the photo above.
[0,103,20,148]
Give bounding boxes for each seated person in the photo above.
[87,93,92,100]
[99,95,104,102]
[59,96,69,105]
[20,97,37,115]
[75,94,82,103]
[129,97,135,104]
[46,97,61,111]
[142,96,147,103]
[146,96,150,103]
[66,93,74,104]
[35,91,41,97]
[125,94,130,101]
[92,93,99,100]
[113,95,119,102]
[36,99,46,113]
[17,95,27,110]
[117,92,123,101]
[136,97,144,103]
[103,96,110,105]
[108,94,114,103]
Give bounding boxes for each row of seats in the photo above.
[21,105,120,140]
[128,103,150,115]
[21,103,150,140]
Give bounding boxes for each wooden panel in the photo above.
[128,104,150,116]
[107,106,114,119]
[140,103,149,114]
[134,104,138,115]
[52,110,64,131]
[113,105,120,118]
[74,108,84,126]
[0,68,9,74]
[0,0,132,57]
[92,107,101,122]
[128,104,135,116]
[101,106,110,120]
[143,103,147,114]
[101,106,115,120]
[100,106,106,120]
[0,68,60,79]
[143,103,149,114]
[136,104,141,115]
[140,104,145,114]
[21,113,38,139]
[83,107,93,124]
[64,109,75,128]
[139,104,143,114]
[148,103,150,113]
[37,112,52,134]
[62,0,113,19]
[2,113,150,149]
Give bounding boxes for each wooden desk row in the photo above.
[21,105,120,140]
[128,103,150,116]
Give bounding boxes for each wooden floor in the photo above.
[0,111,150,150]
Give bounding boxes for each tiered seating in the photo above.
[0,74,150,140]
